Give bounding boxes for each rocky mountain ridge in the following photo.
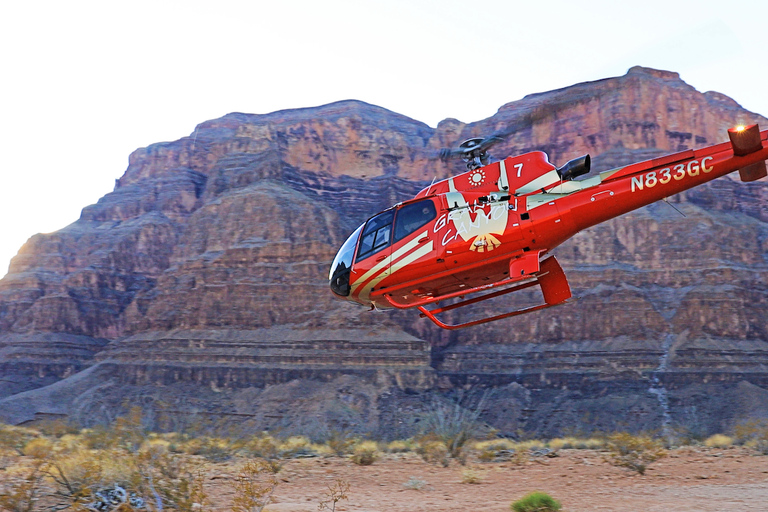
[1,66,767,437]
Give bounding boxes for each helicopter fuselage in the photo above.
[329,125,768,329]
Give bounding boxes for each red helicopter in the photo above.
[329,124,768,329]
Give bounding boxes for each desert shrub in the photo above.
[43,450,110,509]
[415,439,449,467]
[418,393,489,460]
[35,419,79,438]
[56,433,86,453]
[240,432,280,459]
[113,406,149,453]
[0,425,39,456]
[318,479,349,512]
[747,438,768,455]
[135,444,208,512]
[511,491,561,512]
[80,425,119,450]
[22,437,54,459]
[605,432,666,475]
[703,434,734,448]
[733,420,768,454]
[402,476,427,490]
[231,459,279,512]
[325,430,357,457]
[0,460,46,512]
[461,468,482,484]
[350,441,379,465]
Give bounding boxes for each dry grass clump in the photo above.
[385,439,413,453]
[703,434,734,448]
[461,467,482,484]
[239,432,280,459]
[350,441,380,465]
[473,438,516,462]
[178,435,235,461]
[274,436,316,458]
[402,476,428,490]
[548,437,604,450]
[416,438,450,467]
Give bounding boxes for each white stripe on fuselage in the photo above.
[350,230,429,298]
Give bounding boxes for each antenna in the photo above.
[425,176,437,196]
[662,197,686,217]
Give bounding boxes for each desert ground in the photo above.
[198,446,768,512]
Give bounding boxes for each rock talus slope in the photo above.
[1,66,767,437]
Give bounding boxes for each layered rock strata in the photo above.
[1,66,767,436]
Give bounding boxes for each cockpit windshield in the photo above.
[329,225,363,297]
[356,210,395,261]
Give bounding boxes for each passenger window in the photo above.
[394,200,437,242]
[356,210,394,260]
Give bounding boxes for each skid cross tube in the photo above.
[418,300,565,330]
[420,279,541,316]
[381,273,538,310]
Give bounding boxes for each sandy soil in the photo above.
[208,447,768,512]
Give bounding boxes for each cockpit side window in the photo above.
[394,200,437,242]
[356,210,394,260]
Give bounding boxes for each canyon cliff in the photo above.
[1,66,767,438]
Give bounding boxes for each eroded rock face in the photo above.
[1,67,767,437]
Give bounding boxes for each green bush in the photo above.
[511,491,561,512]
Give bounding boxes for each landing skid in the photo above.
[383,256,572,330]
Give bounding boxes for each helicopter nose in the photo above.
[329,264,352,298]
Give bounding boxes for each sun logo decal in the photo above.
[470,233,501,252]
[469,169,486,186]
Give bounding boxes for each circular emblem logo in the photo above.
[469,169,485,185]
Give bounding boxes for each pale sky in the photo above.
[1,0,767,278]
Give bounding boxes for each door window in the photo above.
[394,200,437,242]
